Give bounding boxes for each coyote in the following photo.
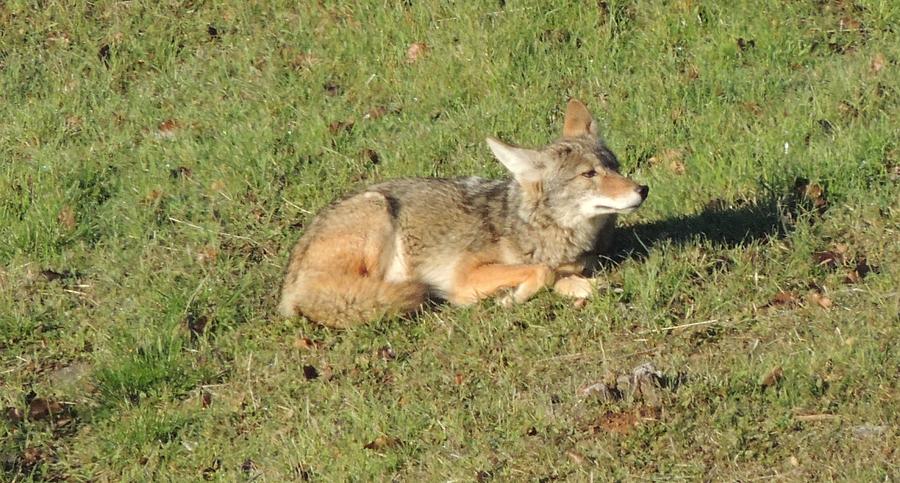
[279,99,648,327]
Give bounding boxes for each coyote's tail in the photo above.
[278,272,427,328]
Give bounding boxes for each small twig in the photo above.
[168,216,260,245]
[638,318,720,334]
[794,414,841,422]
[283,197,312,214]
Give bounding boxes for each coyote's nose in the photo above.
[636,185,649,200]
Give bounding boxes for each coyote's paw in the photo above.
[553,275,594,299]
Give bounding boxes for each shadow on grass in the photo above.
[605,196,788,266]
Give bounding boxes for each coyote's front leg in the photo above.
[448,263,555,307]
[552,261,594,299]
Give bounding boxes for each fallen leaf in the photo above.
[360,148,381,165]
[364,435,400,450]
[170,166,193,179]
[4,407,23,424]
[839,16,861,30]
[375,346,396,361]
[289,52,318,70]
[454,373,465,385]
[58,206,76,231]
[812,250,844,270]
[202,458,221,480]
[808,291,833,310]
[144,189,164,204]
[328,120,354,135]
[201,390,212,408]
[648,148,686,175]
[28,398,63,421]
[21,447,45,467]
[185,313,209,338]
[565,450,587,465]
[157,119,179,139]
[736,37,756,51]
[240,459,256,474]
[870,53,886,74]
[364,105,388,120]
[196,246,218,265]
[475,470,493,481]
[759,366,783,388]
[406,42,427,63]
[768,291,799,307]
[98,44,111,67]
[302,365,319,380]
[323,82,342,96]
[293,337,323,351]
[742,102,762,116]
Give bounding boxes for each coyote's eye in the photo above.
[581,169,597,178]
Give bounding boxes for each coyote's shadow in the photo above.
[601,197,787,267]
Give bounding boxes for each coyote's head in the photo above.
[487,99,649,227]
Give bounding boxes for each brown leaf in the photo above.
[742,102,763,116]
[364,435,401,450]
[157,119,179,139]
[196,245,218,265]
[323,82,342,97]
[454,373,465,385]
[201,390,213,408]
[808,292,833,310]
[839,16,861,30]
[844,257,872,284]
[58,206,76,231]
[302,365,319,380]
[28,398,63,421]
[565,450,587,465]
[648,148,686,175]
[4,406,23,424]
[759,366,783,388]
[21,447,45,466]
[240,459,256,474]
[289,52,318,70]
[364,105,388,120]
[293,337,323,351]
[98,44,111,67]
[170,166,193,179]
[185,313,209,338]
[406,42,427,63]
[360,148,381,165]
[838,101,859,118]
[375,346,396,361]
[870,53,886,73]
[202,458,221,480]
[736,37,756,51]
[144,189,163,204]
[812,250,844,270]
[769,291,799,307]
[328,120,354,135]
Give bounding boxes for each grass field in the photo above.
[1,0,898,480]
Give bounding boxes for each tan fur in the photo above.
[279,99,648,327]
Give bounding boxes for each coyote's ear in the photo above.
[563,98,598,137]
[486,137,542,183]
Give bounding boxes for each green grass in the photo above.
[2,0,898,480]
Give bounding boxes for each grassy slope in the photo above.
[1,0,897,480]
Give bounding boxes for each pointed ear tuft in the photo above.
[563,98,597,137]
[486,137,542,183]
